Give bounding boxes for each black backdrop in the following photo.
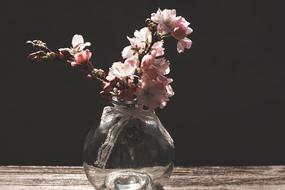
[1,0,285,166]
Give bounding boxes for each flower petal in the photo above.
[134,27,152,43]
[74,49,92,65]
[121,46,133,59]
[79,42,91,51]
[72,34,84,48]
[106,59,137,80]
[177,38,192,53]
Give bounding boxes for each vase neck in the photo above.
[111,97,154,114]
[111,97,138,109]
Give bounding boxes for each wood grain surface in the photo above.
[0,166,285,189]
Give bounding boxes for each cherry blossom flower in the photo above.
[150,41,165,57]
[157,75,174,98]
[136,75,173,109]
[151,9,193,53]
[58,34,92,66]
[134,27,152,43]
[141,54,170,79]
[171,17,192,40]
[106,57,139,81]
[140,40,169,80]
[151,9,178,34]
[121,27,152,59]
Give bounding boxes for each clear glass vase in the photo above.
[83,100,175,190]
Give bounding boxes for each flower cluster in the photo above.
[151,9,193,53]
[58,34,92,67]
[27,8,193,110]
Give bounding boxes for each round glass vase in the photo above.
[83,100,175,190]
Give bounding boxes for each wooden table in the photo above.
[0,166,285,189]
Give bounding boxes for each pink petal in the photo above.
[177,38,192,53]
[134,27,152,43]
[74,49,92,64]
[151,41,165,57]
[121,46,133,59]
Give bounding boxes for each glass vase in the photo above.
[83,100,175,190]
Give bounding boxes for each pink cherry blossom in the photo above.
[171,17,193,40]
[157,75,174,97]
[136,74,173,109]
[58,34,92,66]
[134,27,152,43]
[150,41,164,57]
[141,54,170,79]
[106,57,139,81]
[151,9,193,53]
[121,27,152,59]
[141,41,169,80]
[151,9,178,34]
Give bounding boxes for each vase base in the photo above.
[105,171,153,190]
[83,163,172,190]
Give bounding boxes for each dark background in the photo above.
[1,0,285,166]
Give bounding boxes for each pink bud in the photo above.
[74,49,92,65]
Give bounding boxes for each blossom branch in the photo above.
[27,8,193,110]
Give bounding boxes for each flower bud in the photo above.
[91,68,106,79]
[27,51,46,61]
